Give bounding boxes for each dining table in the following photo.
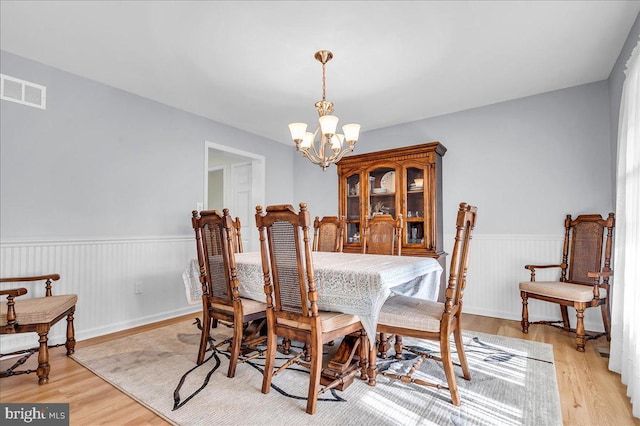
[183,251,443,388]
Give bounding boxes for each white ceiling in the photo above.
[1,1,639,144]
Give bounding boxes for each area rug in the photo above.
[71,319,561,426]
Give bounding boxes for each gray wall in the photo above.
[295,81,614,235]
[0,50,294,241]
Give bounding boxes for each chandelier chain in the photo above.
[321,61,326,102]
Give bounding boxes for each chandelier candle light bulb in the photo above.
[289,50,361,170]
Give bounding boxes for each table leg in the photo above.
[320,334,362,391]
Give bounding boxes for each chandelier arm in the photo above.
[307,126,323,160]
[299,148,322,166]
[328,145,355,164]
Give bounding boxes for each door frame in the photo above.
[203,141,266,250]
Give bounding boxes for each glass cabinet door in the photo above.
[367,166,397,218]
[405,166,425,245]
[345,173,361,244]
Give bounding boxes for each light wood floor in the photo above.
[1,313,637,425]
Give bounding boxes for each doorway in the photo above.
[204,141,265,251]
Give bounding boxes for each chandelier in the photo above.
[288,50,360,170]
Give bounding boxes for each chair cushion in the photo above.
[378,295,443,332]
[211,297,267,315]
[519,281,607,302]
[278,311,361,333]
[1,294,77,325]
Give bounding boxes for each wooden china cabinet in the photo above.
[337,142,447,299]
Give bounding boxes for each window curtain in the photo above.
[610,37,640,418]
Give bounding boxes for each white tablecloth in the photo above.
[183,251,443,345]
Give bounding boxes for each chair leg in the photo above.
[306,335,323,415]
[303,343,311,362]
[378,332,390,358]
[227,316,243,378]
[261,325,277,394]
[393,335,403,359]
[601,301,611,341]
[65,310,76,356]
[367,342,378,387]
[36,325,50,385]
[575,304,586,352]
[521,292,529,333]
[358,330,368,381]
[282,338,291,355]
[197,311,212,365]
[454,320,470,381]
[440,333,460,406]
[560,306,570,331]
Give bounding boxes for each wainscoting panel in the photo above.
[0,237,200,353]
[444,234,607,333]
[1,234,608,353]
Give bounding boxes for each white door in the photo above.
[231,162,253,251]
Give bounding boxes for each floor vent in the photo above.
[596,346,610,358]
[1,74,46,110]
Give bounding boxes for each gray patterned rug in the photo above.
[71,319,561,425]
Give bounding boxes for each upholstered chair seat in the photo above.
[277,312,361,332]
[211,298,268,316]
[519,281,607,303]
[378,295,443,333]
[1,294,77,325]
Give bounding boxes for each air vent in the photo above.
[1,74,46,110]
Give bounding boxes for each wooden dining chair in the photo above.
[229,215,243,254]
[191,209,267,377]
[255,203,366,415]
[362,213,404,355]
[0,274,77,385]
[312,216,345,252]
[362,214,403,255]
[370,203,477,406]
[519,213,615,352]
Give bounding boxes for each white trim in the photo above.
[75,306,201,343]
[0,235,193,247]
[0,233,561,247]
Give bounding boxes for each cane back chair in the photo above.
[371,203,477,406]
[1,274,77,384]
[192,209,267,377]
[362,213,404,355]
[312,216,345,252]
[255,203,366,415]
[229,215,243,254]
[519,213,615,352]
[362,214,403,255]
